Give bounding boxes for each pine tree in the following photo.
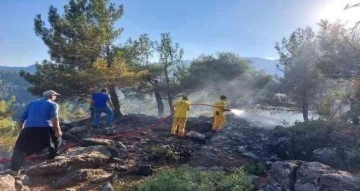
[20,0,139,117]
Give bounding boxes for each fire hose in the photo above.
[0,114,173,164]
[0,103,227,164]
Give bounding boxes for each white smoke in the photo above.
[230,106,318,129]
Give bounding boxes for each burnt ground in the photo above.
[7,112,360,190]
[8,114,260,190]
[108,115,253,170]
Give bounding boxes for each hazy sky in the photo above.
[0,0,359,67]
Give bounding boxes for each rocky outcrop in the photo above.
[267,125,360,171]
[267,161,360,191]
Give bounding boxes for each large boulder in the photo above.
[267,160,301,190]
[295,162,360,191]
[268,161,360,191]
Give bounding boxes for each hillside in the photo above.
[0,114,360,190]
[0,69,37,118]
[245,57,281,76]
[0,65,36,74]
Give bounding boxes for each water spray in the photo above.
[191,103,246,116]
[230,109,245,116]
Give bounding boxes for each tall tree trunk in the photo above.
[148,78,164,116]
[109,84,123,118]
[167,93,173,115]
[154,91,164,116]
[164,63,173,114]
[106,45,122,118]
[301,92,309,121]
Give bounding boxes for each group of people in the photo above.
[7,87,229,175]
[171,95,230,137]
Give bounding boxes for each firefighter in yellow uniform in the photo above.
[212,95,230,132]
[350,79,360,125]
[171,96,191,136]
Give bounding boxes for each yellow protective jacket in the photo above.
[213,100,227,116]
[173,100,191,118]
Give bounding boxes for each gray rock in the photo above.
[268,160,301,190]
[186,130,206,142]
[318,171,360,191]
[52,169,112,189]
[101,182,113,191]
[0,174,16,191]
[27,149,111,176]
[269,161,360,191]
[81,138,114,147]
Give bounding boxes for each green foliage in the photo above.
[58,102,88,123]
[275,27,324,121]
[183,53,250,91]
[316,88,348,121]
[273,119,333,136]
[317,20,360,79]
[117,166,253,191]
[155,33,184,111]
[218,169,254,191]
[23,0,125,101]
[146,145,182,163]
[251,71,273,90]
[0,98,18,150]
[121,33,186,116]
[34,0,124,69]
[123,34,155,67]
[242,162,266,175]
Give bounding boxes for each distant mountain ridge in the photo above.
[245,57,281,76]
[0,65,36,74]
[0,57,281,76]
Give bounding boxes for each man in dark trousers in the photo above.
[91,88,114,128]
[9,90,62,175]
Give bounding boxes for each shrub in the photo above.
[146,145,182,163]
[273,119,333,137]
[218,168,254,191]
[0,98,18,151]
[242,162,266,175]
[59,102,88,123]
[116,165,254,191]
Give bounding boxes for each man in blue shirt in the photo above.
[10,90,62,174]
[91,88,114,128]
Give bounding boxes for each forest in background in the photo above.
[0,0,359,142]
